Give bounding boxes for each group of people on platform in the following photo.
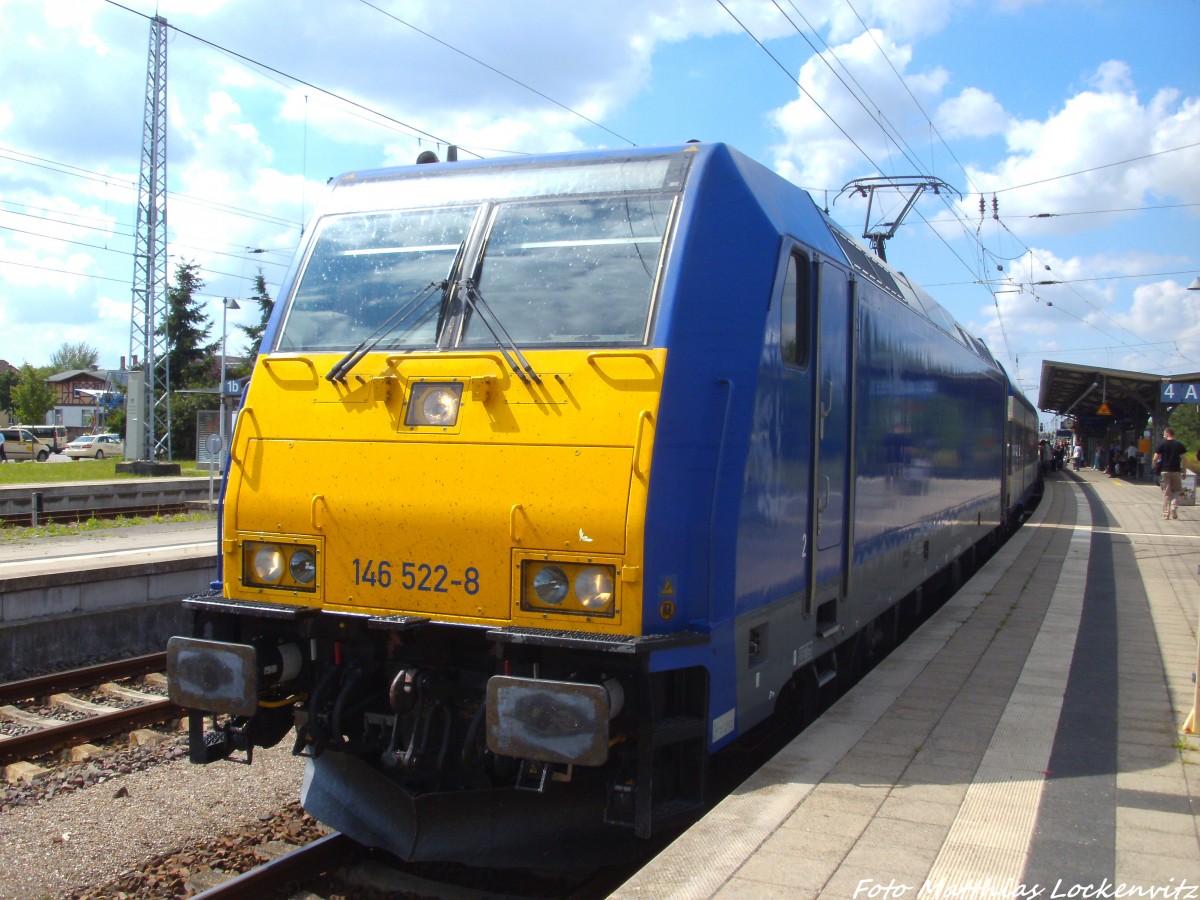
[1044,429,1193,521]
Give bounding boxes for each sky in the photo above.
[0,0,1197,427]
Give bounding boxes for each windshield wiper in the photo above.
[325,280,445,384]
[460,279,541,385]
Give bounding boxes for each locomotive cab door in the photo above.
[810,260,856,636]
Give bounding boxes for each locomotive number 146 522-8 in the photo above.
[351,559,481,595]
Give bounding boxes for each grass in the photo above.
[0,509,214,543]
[0,458,211,484]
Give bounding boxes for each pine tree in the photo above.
[164,261,216,389]
[236,269,274,367]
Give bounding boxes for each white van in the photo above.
[1,428,52,461]
[28,425,68,453]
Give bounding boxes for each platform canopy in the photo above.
[1038,359,1180,435]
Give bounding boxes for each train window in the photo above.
[278,206,477,352]
[462,195,673,346]
[781,251,811,369]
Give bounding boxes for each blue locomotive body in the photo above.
[640,144,1022,745]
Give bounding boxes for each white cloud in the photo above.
[1088,60,1134,93]
[768,29,953,189]
[965,64,1200,235]
[937,87,1008,139]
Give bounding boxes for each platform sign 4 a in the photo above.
[1162,383,1200,403]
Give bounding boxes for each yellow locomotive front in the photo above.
[229,345,658,634]
[168,151,706,863]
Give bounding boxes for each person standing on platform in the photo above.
[1154,427,1188,519]
[1072,443,1083,471]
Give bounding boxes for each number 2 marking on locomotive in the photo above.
[353,559,479,594]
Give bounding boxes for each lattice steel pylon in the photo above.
[128,15,171,460]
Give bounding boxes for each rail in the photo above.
[0,477,215,525]
[191,833,357,899]
[0,653,180,765]
[0,699,181,765]
[0,653,167,705]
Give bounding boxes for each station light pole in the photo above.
[219,297,240,474]
[1186,276,1200,734]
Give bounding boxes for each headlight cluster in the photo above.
[243,540,319,592]
[522,561,616,617]
[405,381,463,428]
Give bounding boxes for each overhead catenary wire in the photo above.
[990,142,1200,194]
[725,1,1013,357]
[0,223,287,286]
[714,0,882,174]
[101,0,481,159]
[727,0,1194,378]
[354,0,637,148]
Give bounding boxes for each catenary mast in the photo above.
[128,15,171,460]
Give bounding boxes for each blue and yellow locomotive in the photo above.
[169,143,1039,865]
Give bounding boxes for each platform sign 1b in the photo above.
[1161,383,1200,403]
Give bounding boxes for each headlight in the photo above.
[405,382,464,427]
[289,548,317,584]
[532,566,569,604]
[521,560,617,618]
[252,546,285,584]
[574,567,613,610]
[243,540,319,592]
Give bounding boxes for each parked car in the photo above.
[26,425,69,453]
[1,428,52,461]
[63,433,125,460]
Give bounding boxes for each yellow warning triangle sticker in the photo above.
[660,578,676,596]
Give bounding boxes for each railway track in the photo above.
[0,652,182,766]
[190,833,360,900]
[0,501,194,527]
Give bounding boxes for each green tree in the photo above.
[1169,405,1200,458]
[106,406,127,438]
[11,364,56,425]
[49,341,100,371]
[165,260,216,389]
[166,391,213,459]
[0,368,19,420]
[235,269,274,369]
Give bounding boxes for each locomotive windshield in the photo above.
[281,207,474,351]
[276,154,688,353]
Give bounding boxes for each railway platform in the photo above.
[0,520,216,679]
[615,467,1200,898]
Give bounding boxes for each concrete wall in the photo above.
[0,600,192,681]
[0,556,217,679]
[0,556,215,625]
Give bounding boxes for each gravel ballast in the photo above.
[0,741,305,899]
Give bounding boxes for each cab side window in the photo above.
[781,250,812,370]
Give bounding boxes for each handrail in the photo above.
[632,410,653,480]
[509,504,525,543]
[261,355,318,380]
[586,350,659,369]
[229,407,256,465]
[383,351,508,378]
